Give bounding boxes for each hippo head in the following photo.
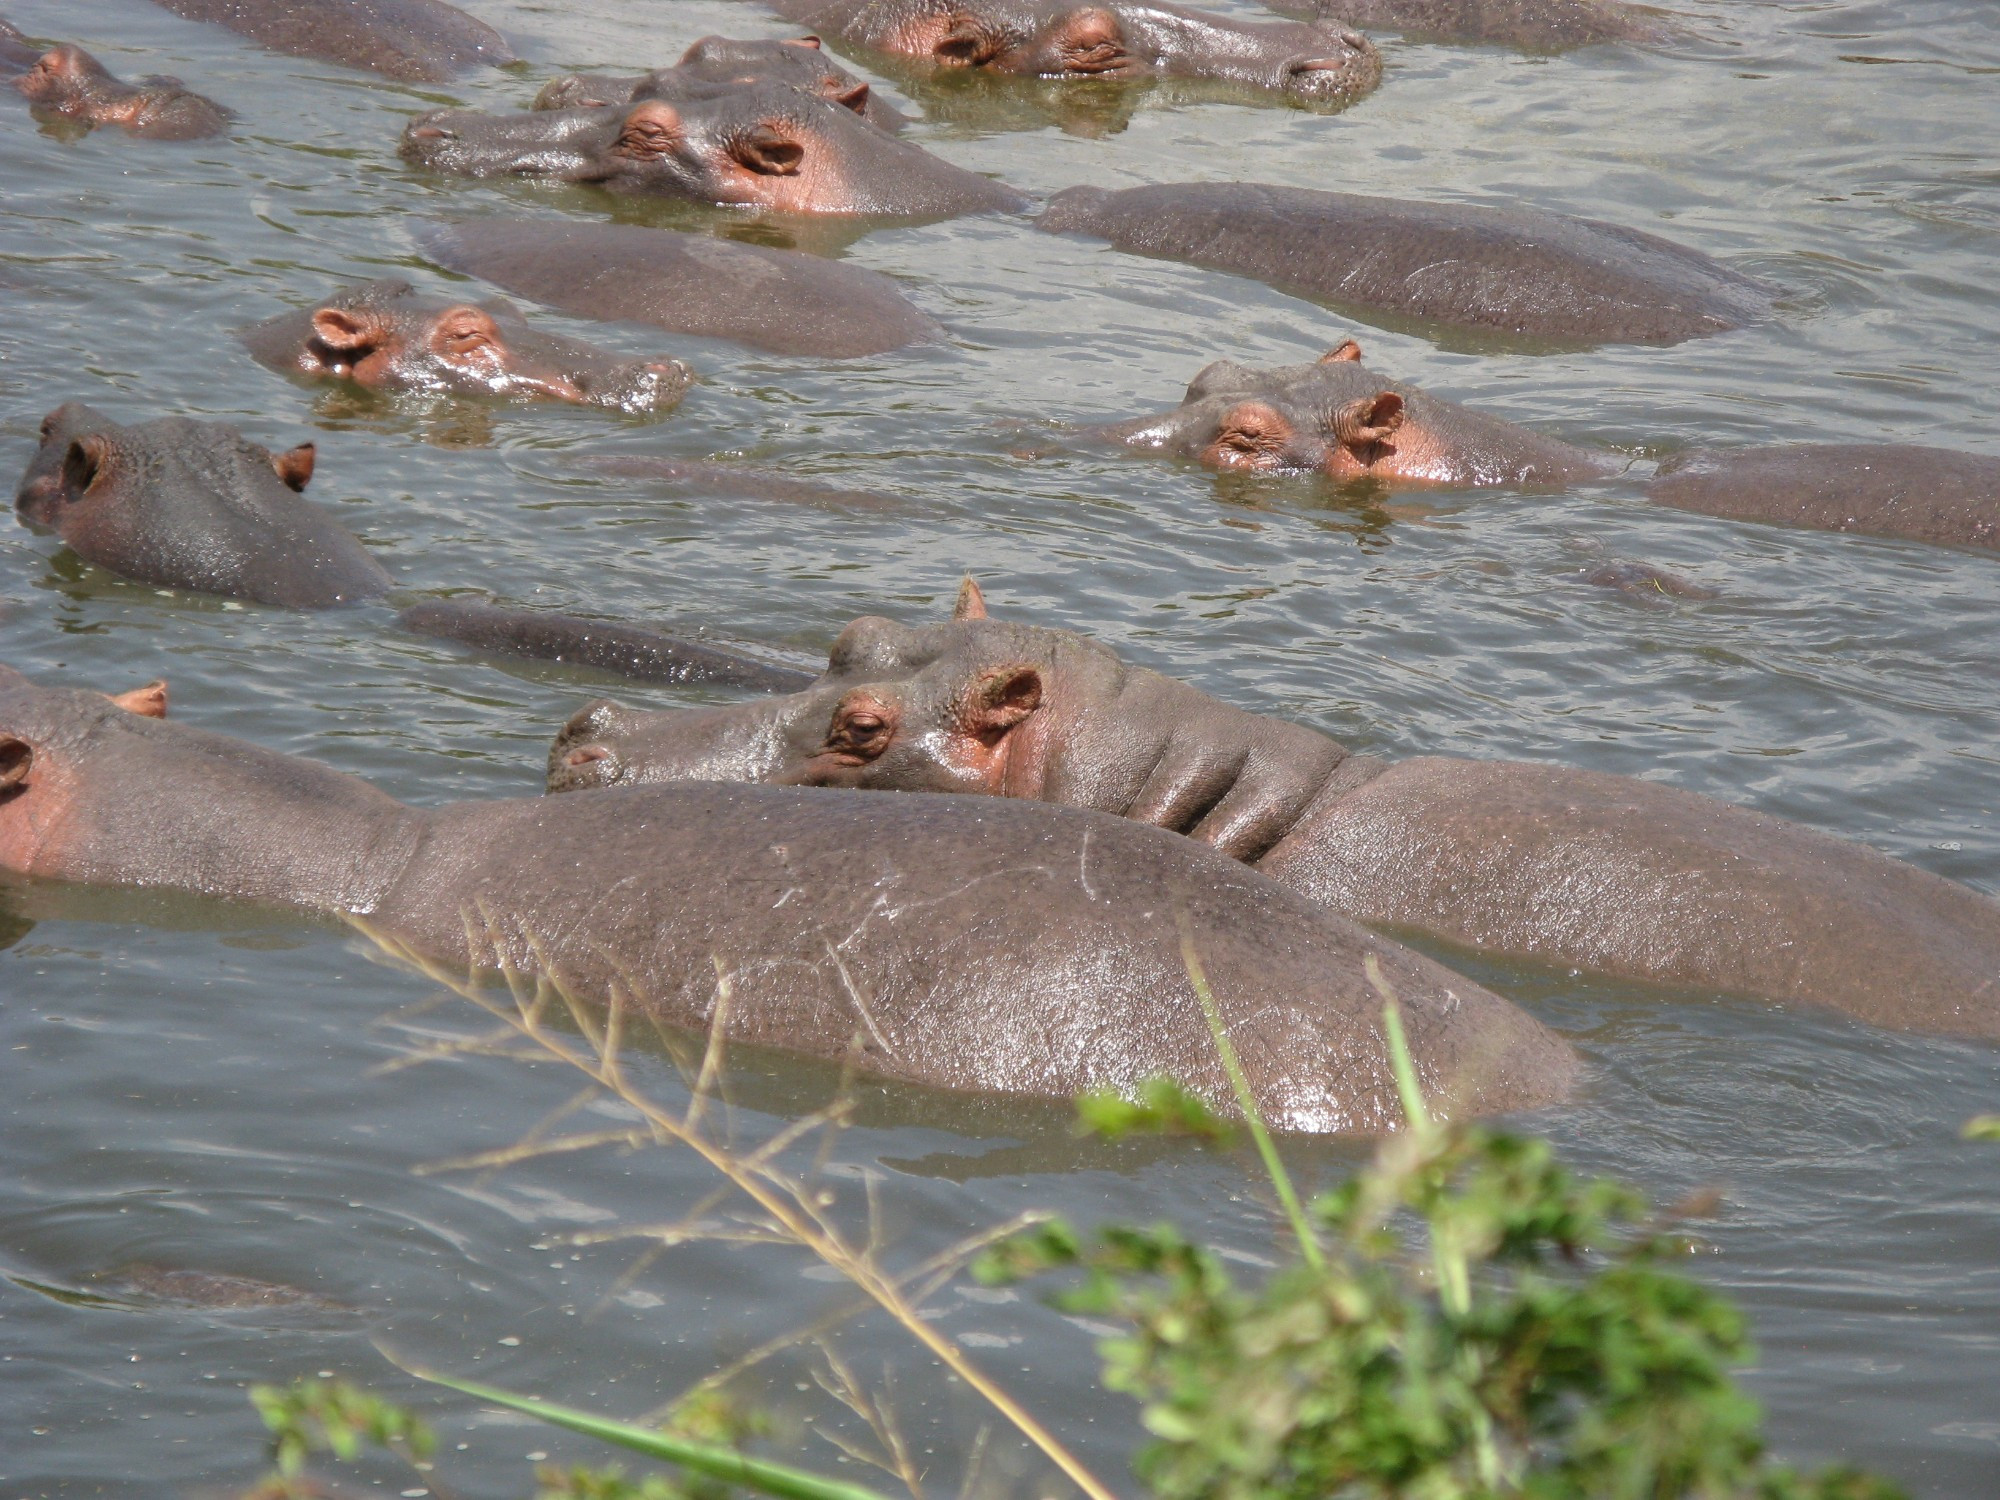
[239,280,692,412]
[14,403,390,608]
[17,402,317,532]
[879,0,1379,105]
[13,43,228,139]
[15,44,126,113]
[0,665,172,879]
[1096,341,1422,478]
[401,82,1022,216]
[550,580,1106,795]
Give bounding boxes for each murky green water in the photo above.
[3,0,1997,1493]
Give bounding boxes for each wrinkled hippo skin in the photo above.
[415,220,941,359]
[146,0,512,82]
[1039,183,1773,348]
[1271,0,1673,51]
[1089,341,1614,486]
[552,588,2000,1038]
[536,34,909,133]
[15,403,388,608]
[1648,444,2000,554]
[0,668,1576,1132]
[240,280,691,413]
[13,43,230,139]
[770,0,1381,108]
[402,84,1022,217]
[398,599,818,691]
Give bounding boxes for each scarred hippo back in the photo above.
[1647,444,2000,553]
[147,0,512,82]
[1038,182,1773,348]
[415,220,942,359]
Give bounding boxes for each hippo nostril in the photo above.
[565,745,613,769]
[1341,29,1366,48]
[410,124,453,141]
[1291,56,1349,75]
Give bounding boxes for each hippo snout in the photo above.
[583,358,695,414]
[404,109,456,142]
[1281,30,1381,103]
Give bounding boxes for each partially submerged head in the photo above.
[1094,341,1425,478]
[401,82,1021,215]
[535,35,900,128]
[549,579,1094,795]
[14,43,229,139]
[240,280,692,412]
[0,666,168,878]
[874,0,1379,105]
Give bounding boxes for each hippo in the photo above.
[239,280,692,414]
[414,220,942,359]
[1268,0,1673,51]
[766,0,1382,109]
[1083,347,2000,551]
[0,667,1577,1132]
[549,585,2000,1040]
[12,43,230,140]
[14,403,388,609]
[1648,444,2000,555]
[401,84,1023,218]
[1038,183,1774,349]
[535,34,910,134]
[1090,342,1617,486]
[145,0,512,83]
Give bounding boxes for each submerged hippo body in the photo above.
[13,44,230,139]
[146,0,512,82]
[1038,183,1773,348]
[0,668,1577,1133]
[770,0,1381,108]
[415,220,941,358]
[14,404,387,608]
[402,84,1022,217]
[551,590,2000,1039]
[1648,444,2000,554]
[535,34,909,133]
[1093,343,1615,486]
[240,280,692,413]
[1271,0,1672,51]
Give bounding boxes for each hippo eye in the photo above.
[845,713,885,735]
[616,118,680,160]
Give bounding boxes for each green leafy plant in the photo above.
[973,960,1906,1500]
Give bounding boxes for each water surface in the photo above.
[2,0,1997,1494]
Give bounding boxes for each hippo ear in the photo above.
[1320,339,1363,364]
[110,680,168,719]
[786,34,824,48]
[61,435,110,497]
[958,664,1042,740]
[270,442,316,492]
[831,81,871,115]
[310,306,382,354]
[953,576,989,621]
[1054,7,1123,53]
[736,123,805,176]
[0,737,31,792]
[1333,392,1404,447]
